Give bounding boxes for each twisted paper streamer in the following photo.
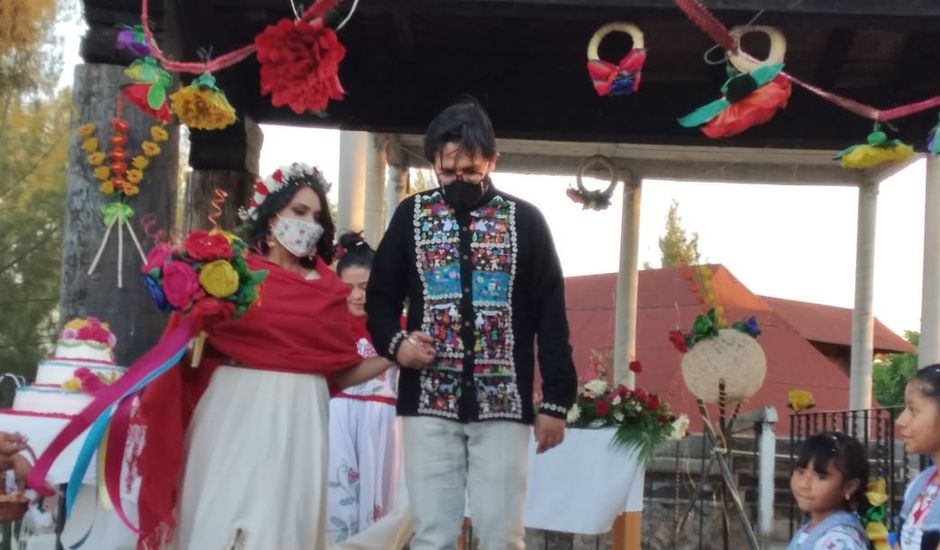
[208,188,228,230]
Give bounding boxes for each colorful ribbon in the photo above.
[28,316,197,530]
[102,203,134,226]
[587,48,647,96]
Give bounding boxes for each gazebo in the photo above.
[62,0,940,546]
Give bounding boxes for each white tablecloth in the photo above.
[523,427,646,535]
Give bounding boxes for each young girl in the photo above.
[896,364,940,549]
[327,232,402,543]
[788,431,869,550]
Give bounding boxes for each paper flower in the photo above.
[123,83,172,123]
[629,360,642,374]
[81,138,98,153]
[866,478,888,507]
[668,330,689,353]
[142,243,172,274]
[199,260,239,298]
[77,123,96,137]
[835,128,915,169]
[141,141,161,157]
[150,125,169,142]
[191,297,236,324]
[733,315,762,338]
[132,155,150,170]
[116,25,150,58]
[162,261,200,309]
[184,230,233,261]
[255,17,346,114]
[123,57,173,122]
[787,388,816,413]
[170,73,238,130]
[74,367,107,395]
[77,324,112,345]
[142,276,172,313]
[99,181,115,195]
[123,183,140,196]
[126,169,143,184]
[87,152,105,166]
[678,64,790,139]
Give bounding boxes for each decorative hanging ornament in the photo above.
[255,17,346,114]
[680,328,766,404]
[169,73,237,130]
[115,24,150,58]
[586,22,647,97]
[928,112,940,155]
[678,26,791,139]
[565,154,619,211]
[123,57,173,123]
[834,123,914,169]
[77,94,168,288]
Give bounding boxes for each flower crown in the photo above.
[239,163,332,221]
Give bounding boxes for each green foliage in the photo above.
[0,0,69,392]
[658,199,701,268]
[872,331,919,408]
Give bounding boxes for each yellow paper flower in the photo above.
[866,478,888,507]
[123,183,140,196]
[170,85,237,131]
[141,141,161,157]
[93,166,111,181]
[99,181,115,195]
[81,138,99,153]
[199,260,239,298]
[61,378,82,392]
[787,389,816,413]
[132,155,150,170]
[865,521,888,549]
[840,143,915,169]
[65,319,87,330]
[87,152,105,166]
[77,123,96,137]
[150,125,169,142]
[126,169,144,184]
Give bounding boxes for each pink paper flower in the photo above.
[75,368,106,395]
[142,243,172,274]
[162,261,200,309]
[77,325,112,345]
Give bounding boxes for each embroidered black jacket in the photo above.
[366,183,577,424]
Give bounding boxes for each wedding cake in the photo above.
[10,318,125,416]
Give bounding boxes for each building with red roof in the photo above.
[563,265,914,434]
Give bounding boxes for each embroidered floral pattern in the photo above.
[328,464,361,542]
[342,338,397,398]
[413,193,521,420]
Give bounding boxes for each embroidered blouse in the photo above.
[366,184,578,424]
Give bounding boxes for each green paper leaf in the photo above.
[678,99,731,128]
[193,73,220,91]
[748,63,784,88]
[147,85,166,110]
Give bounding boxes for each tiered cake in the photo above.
[11,318,125,416]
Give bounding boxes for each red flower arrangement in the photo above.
[255,17,346,114]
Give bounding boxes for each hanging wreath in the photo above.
[255,17,346,114]
[586,22,647,97]
[566,155,619,211]
[678,26,791,139]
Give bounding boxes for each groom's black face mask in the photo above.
[442,178,487,212]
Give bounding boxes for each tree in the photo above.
[873,331,919,409]
[0,0,70,395]
[658,199,701,268]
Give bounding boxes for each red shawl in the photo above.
[136,255,360,549]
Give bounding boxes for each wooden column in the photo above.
[185,117,263,232]
[60,64,178,364]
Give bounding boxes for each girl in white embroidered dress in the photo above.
[896,365,940,549]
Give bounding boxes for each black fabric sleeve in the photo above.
[366,198,412,360]
[526,207,578,418]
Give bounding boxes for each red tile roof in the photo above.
[760,296,916,354]
[562,266,877,435]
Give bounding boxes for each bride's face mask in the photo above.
[270,186,324,257]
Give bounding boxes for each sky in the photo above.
[259,125,927,336]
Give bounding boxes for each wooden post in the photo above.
[60,63,178,364]
[186,116,263,232]
[612,512,642,550]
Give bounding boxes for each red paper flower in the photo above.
[77,325,112,345]
[184,230,233,262]
[255,18,346,114]
[75,368,107,395]
[123,83,172,123]
[668,330,688,353]
[595,400,611,415]
[629,360,642,374]
[701,75,791,139]
[647,394,661,411]
[191,297,236,325]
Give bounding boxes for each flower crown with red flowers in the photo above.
[239,162,332,221]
